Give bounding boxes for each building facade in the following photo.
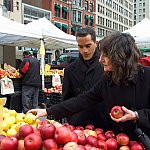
[96,0,134,38]
[133,0,150,25]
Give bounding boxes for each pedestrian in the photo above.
[19,51,41,113]
[27,32,150,140]
[61,27,109,129]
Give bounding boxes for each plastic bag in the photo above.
[0,76,14,95]
[52,72,61,87]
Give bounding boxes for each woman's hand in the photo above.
[27,109,48,120]
[110,106,137,123]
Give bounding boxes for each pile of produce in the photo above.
[43,84,62,94]
[0,107,145,150]
[0,64,21,79]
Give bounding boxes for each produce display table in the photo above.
[45,93,67,124]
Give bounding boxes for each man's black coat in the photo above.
[62,49,110,129]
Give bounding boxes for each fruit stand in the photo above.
[0,65,147,150]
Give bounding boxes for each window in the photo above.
[55,22,61,29]
[89,3,93,12]
[72,10,77,22]
[85,1,88,11]
[85,15,89,25]
[55,4,60,17]
[62,24,68,33]
[143,8,145,13]
[89,16,94,26]
[134,4,136,8]
[78,11,82,22]
[143,2,145,7]
[77,0,82,7]
[62,7,68,19]
[3,0,12,11]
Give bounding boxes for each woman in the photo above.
[28,32,150,140]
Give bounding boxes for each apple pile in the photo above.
[0,68,21,79]
[0,113,145,150]
[43,84,62,94]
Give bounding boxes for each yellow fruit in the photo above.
[4,116,16,127]
[2,131,7,136]
[11,124,17,130]
[3,113,10,120]
[7,128,17,136]
[16,114,25,123]
[2,121,10,131]
[3,107,9,113]
[8,110,17,117]
[24,113,35,125]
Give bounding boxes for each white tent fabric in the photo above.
[26,17,77,49]
[0,16,42,47]
[123,18,150,43]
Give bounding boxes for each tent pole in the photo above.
[40,39,45,90]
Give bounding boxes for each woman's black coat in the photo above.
[47,66,150,140]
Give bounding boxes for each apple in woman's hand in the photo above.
[111,106,124,119]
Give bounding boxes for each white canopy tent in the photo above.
[26,17,77,49]
[123,18,150,45]
[0,16,42,47]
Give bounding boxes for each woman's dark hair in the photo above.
[100,32,141,85]
[76,27,96,42]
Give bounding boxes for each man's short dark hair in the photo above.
[76,27,96,42]
[23,51,31,57]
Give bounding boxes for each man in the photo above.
[19,51,41,113]
[61,27,109,129]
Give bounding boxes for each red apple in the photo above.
[63,123,75,131]
[63,142,79,150]
[42,138,58,150]
[17,139,25,150]
[76,126,84,130]
[33,129,41,136]
[84,129,97,137]
[70,131,78,143]
[119,145,130,150]
[1,136,18,150]
[97,133,107,141]
[97,140,108,150]
[116,133,129,146]
[95,128,104,134]
[36,120,50,129]
[52,121,63,129]
[129,141,138,147]
[24,133,42,150]
[78,145,86,150]
[19,124,34,139]
[54,126,72,144]
[106,138,118,150]
[0,134,6,149]
[84,144,92,150]
[74,129,84,135]
[111,106,124,119]
[105,130,115,139]
[77,132,87,145]
[90,147,99,150]
[130,142,144,150]
[40,123,56,140]
[85,124,95,130]
[86,135,98,147]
